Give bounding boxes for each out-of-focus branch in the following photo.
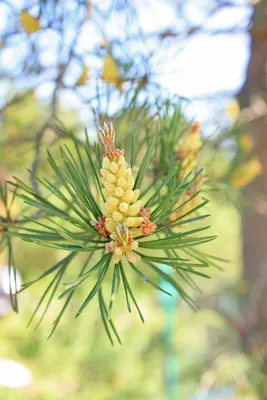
[0,212,44,226]
[0,90,34,115]
[0,137,37,146]
[30,87,58,194]
[29,6,87,193]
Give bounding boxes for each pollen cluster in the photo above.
[175,121,202,177]
[100,154,143,233]
[170,171,204,224]
[106,224,140,264]
[171,121,204,225]
[91,122,157,264]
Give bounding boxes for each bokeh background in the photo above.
[1,0,267,399]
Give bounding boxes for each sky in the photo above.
[0,0,252,125]
[138,0,251,97]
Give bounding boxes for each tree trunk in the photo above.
[238,2,267,325]
[242,116,267,326]
[237,2,267,397]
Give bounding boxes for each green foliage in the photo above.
[0,194,243,400]
[2,110,218,342]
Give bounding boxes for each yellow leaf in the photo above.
[231,158,263,188]
[239,133,254,153]
[19,10,41,34]
[76,67,90,85]
[101,54,123,90]
[225,98,240,120]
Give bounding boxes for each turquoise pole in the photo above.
[157,264,180,400]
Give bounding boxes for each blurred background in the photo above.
[0,0,267,399]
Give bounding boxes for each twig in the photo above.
[0,211,45,226]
